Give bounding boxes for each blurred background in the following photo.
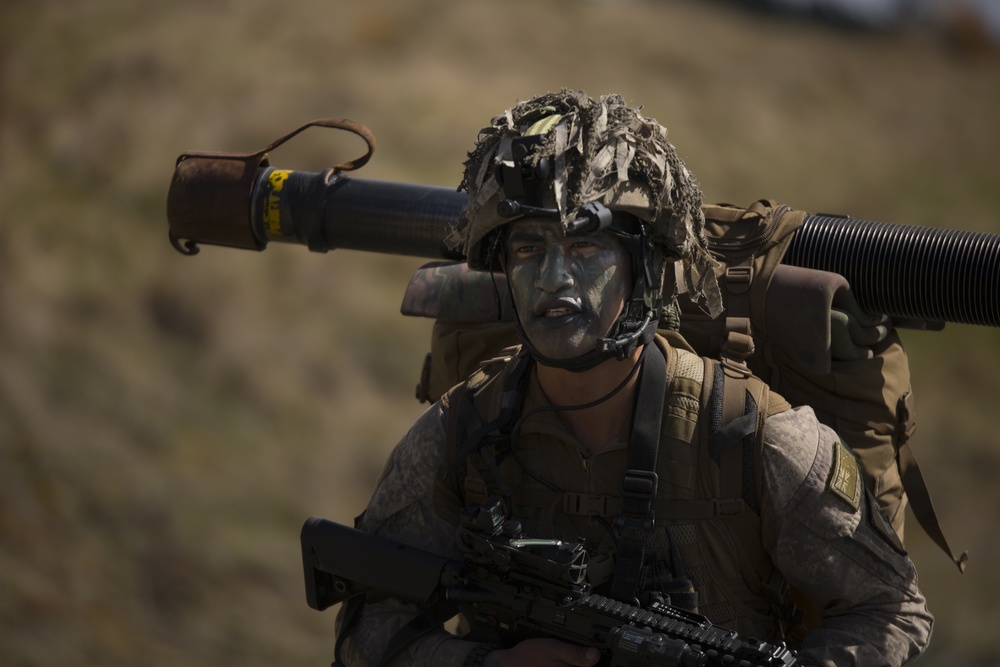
[2,1,998,665]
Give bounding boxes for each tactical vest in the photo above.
[436,333,794,642]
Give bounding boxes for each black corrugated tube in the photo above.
[784,215,1000,327]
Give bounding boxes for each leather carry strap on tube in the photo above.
[251,117,376,172]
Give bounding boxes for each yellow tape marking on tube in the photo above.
[264,170,291,236]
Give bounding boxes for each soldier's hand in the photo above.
[484,638,601,667]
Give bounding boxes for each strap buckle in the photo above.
[725,264,754,294]
[617,470,658,531]
[621,469,658,500]
[713,498,746,517]
[721,316,755,366]
[563,493,613,517]
[614,513,656,532]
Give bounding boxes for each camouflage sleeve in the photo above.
[335,400,485,667]
[760,406,934,667]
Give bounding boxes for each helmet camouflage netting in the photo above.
[447,90,722,318]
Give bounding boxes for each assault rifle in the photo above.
[301,498,798,667]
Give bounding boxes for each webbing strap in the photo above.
[898,439,969,572]
[332,595,364,667]
[720,257,755,364]
[511,487,747,521]
[610,344,668,603]
[892,391,967,572]
[719,366,751,505]
[709,411,757,462]
[705,359,764,517]
[451,352,533,499]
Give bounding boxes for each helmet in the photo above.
[448,90,722,320]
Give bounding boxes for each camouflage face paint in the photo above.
[504,218,631,363]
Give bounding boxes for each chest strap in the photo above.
[510,488,747,521]
[610,343,668,603]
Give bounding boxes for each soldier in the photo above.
[335,90,933,667]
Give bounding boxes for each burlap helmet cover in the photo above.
[448,90,722,317]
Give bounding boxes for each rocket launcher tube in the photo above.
[249,167,466,259]
[166,119,1000,328]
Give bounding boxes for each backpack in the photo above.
[400,199,967,572]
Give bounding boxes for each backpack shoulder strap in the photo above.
[704,357,789,514]
[610,343,669,603]
[441,347,531,503]
[700,357,802,635]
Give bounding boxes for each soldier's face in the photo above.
[504,217,631,362]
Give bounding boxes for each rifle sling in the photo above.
[332,595,364,667]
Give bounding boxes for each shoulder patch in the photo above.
[828,441,862,512]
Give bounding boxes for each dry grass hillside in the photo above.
[2,1,999,665]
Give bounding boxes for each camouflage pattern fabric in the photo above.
[336,346,932,667]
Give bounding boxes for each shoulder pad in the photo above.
[764,388,791,417]
[672,346,706,384]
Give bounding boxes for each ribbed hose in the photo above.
[785,215,1000,327]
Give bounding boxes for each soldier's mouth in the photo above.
[535,298,582,318]
[532,298,584,326]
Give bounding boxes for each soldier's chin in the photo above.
[526,334,593,365]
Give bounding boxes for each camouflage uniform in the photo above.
[336,340,933,667]
[337,91,932,666]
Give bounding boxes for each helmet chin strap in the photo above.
[512,304,658,373]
